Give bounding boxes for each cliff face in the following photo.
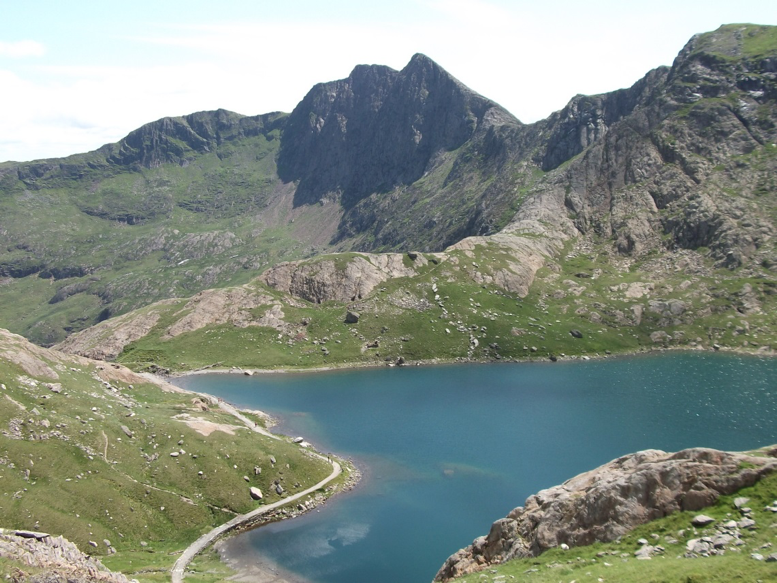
[435,446,777,582]
[523,24,777,269]
[278,54,516,208]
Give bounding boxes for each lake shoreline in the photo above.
[171,351,777,583]
[167,343,775,379]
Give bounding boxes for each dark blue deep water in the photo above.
[174,353,777,583]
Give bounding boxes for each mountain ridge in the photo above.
[0,24,775,351]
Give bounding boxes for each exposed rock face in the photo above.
[54,301,177,360]
[163,287,275,338]
[1,25,775,346]
[260,253,418,303]
[278,53,515,209]
[435,446,777,582]
[109,109,286,169]
[0,328,91,379]
[527,24,777,269]
[0,529,132,583]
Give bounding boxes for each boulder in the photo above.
[345,311,360,324]
[691,514,715,527]
[249,487,263,500]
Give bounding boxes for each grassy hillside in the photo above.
[0,329,349,581]
[54,230,774,375]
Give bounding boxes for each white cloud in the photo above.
[0,40,45,58]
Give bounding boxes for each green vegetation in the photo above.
[0,114,321,347]
[449,471,777,583]
[0,331,349,581]
[108,232,776,375]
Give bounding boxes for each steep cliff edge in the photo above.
[435,446,777,582]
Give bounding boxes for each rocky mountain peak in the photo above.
[277,53,517,208]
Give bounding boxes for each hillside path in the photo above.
[171,401,342,582]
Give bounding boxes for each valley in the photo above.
[0,22,776,583]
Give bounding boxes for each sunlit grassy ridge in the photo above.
[106,233,776,375]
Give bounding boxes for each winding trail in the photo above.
[171,400,343,582]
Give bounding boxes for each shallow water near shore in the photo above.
[174,352,777,583]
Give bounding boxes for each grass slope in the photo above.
[0,330,347,582]
[109,232,776,375]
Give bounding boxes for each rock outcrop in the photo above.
[260,253,420,303]
[435,446,777,582]
[0,529,133,583]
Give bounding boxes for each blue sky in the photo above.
[1,0,775,162]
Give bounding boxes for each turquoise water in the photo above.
[174,353,777,583]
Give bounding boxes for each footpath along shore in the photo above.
[171,451,341,582]
[165,381,345,582]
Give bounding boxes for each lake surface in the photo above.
[174,353,777,583]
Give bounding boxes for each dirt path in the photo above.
[170,400,342,582]
[171,456,341,582]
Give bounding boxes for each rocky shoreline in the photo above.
[434,445,777,581]
[167,343,775,380]
[211,462,362,583]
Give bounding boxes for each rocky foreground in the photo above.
[0,528,133,582]
[435,446,777,581]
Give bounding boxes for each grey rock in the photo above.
[249,487,263,500]
[435,446,777,582]
[712,534,734,548]
[345,311,360,324]
[634,545,654,559]
[737,517,757,530]
[691,514,716,527]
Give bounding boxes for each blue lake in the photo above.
[174,352,777,583]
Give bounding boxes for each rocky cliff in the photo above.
[435,445,777,581]
[0,529,132,583]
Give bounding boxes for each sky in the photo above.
[1,0,775,163]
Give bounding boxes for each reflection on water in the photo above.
[177,353,777,583]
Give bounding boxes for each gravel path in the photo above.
[171,401,342,582]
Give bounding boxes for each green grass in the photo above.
[0,330,340,581]
[92,228,776,375]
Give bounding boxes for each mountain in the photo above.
[0,24,775,356]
